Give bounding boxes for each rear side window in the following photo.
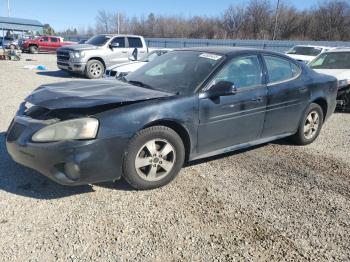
[128,37,143,48]
[111,37,125,48]
[50,37,58,43]
[264,56,300,84]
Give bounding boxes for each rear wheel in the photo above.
[123,126,185,190]
[292,103,324,145]
[29,45,38,54]
[85,60,104,79]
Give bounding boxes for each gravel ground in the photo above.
[1,54,350,261]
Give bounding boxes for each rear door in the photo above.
[127,37,147,60]
[198,54,267,154]
[261,55,310,138]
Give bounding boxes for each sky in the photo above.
[1,0,320,31]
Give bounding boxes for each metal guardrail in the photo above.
[145,38,350,52]
[62,35,350,52]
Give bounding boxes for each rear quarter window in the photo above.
[264,55,301,84]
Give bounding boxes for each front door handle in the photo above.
[299,87,308,93]
[122,51,128,53]
[251,97,263,102]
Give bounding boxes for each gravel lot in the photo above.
[1,53,350,261]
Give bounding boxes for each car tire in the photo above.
[85,60,105,79]
[9,44,15,50]
[123,126,185,190]
[292,103,324,145]
[29,45,38,54]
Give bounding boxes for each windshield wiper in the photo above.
[128,80,154,90]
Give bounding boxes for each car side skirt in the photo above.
[190,132,295,161]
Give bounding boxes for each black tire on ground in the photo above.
[29,45,38,54]
[292,103,324,145]
[85,59,105,79]
[123,126,185,190]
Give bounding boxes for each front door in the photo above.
[198,55,267,154]
[106,37,128,66]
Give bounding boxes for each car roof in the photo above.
[100,34,144,38]
[292,45,330,49]
[175,46,294,59]
[324,47,350,53]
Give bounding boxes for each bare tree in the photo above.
[86,0,350,41]
[246,0,272,39]
[96,10,113,33]
[222,5,247,38]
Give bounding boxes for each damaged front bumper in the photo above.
[6,114,128,186]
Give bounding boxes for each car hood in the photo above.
[107,61,142,71]
[108,62,146,72]
[312,69,350,80]
[58,44,99,51]
[25,80,174,110]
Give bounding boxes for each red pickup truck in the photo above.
[22,36,75,54]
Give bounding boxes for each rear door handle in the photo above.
[122,51,127,53]
[251,97,263,102]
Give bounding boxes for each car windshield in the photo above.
[309,52,350,69]
[287,46,323,56]
[86,35,111,46]
[125,51,224,94]
[140,50,169,62]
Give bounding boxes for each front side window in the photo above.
[211,55,263,89]
[309,52,350,69]
[264,56,300,84]
[128,37,143,48]
[111,37,125,48]
[42,37,49,42]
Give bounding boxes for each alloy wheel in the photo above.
[90,63,103,77]
[135,139,176,182]
[304,110,320,140]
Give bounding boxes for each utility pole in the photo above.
[117,12,120,34]
[7,0,11,17]
[272,0,280,40]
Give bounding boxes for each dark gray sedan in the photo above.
[6,47,338,189]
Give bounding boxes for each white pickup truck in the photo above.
[57,34,148,79]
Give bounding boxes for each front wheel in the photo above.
[85,60,105,79]
[123,126,185,190]
[29,45,38,54]
[292,103,324,145]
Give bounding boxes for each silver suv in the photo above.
[57,34,148,79]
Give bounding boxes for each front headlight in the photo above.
[32,118,99,142]
[70,51,85,59]
[338,79,350,88]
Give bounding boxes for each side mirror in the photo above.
[109,42,120,49]
[202,81,237,99]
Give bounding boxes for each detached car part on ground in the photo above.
[57,34,148,79]
[7,48,337,190]
[104,49,172,79]
[309,48,350,111]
